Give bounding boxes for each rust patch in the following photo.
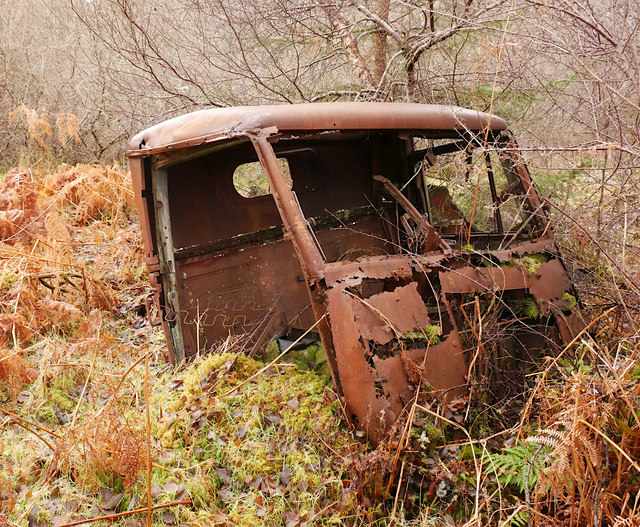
[325,268,468,441]
[440,265,528,294]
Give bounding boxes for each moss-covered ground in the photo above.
[2,164,640,526]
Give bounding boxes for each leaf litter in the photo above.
[2,163,640,526]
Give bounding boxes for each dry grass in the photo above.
[1,161,640,526]
[0,163,154,523]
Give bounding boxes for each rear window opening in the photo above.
[233,158,291,198]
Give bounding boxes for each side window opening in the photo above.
[417,142,534,247]
[233,158,291,198]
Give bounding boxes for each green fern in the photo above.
[485,441,548,493]
[510,510,528,527]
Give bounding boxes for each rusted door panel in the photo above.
[174,238,313,357]
[323,258,469,441]
[373,333,467,412]
[326,286,396,443]
[319,241,584,442]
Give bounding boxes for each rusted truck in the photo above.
[128,103,582,442]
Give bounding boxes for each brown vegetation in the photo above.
[0,157,638,526]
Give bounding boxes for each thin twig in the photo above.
[145,353,152,527]
[0,349,27,363]
[71,350,97,427]
[391,459,406,520]
[57,499,191,527]
[8,419,55,451]
[0,408,60,438]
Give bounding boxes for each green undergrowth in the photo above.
[3,162,640,526]
[149,351,354,526]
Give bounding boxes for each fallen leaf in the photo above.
[189,409,204,426]
[164,480,179,494]
[279,465,291,486]
[247,476,263,491]
[286,398,299,411]
[27,506,38,522]
[101,493,123,511]
[162,512,177,524]
[175,482,186,498]
[283,510,301,527]
[236,425,248,439]
[265,412,283,425]
[215,468,233,485]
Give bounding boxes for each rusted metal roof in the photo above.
[127,102,507,155]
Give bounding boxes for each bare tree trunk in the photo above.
[374,0,390,86]
[321,0,374,88]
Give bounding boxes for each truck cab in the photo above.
[128,103,582,442]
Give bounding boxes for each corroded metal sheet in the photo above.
[528,259,573,304]
[440,265,528,294]
[127,103,507,155]
[325,263,469,442]
[326,286,396,443]
[373,334,467,407]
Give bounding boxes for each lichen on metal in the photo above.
[128,102,583,442]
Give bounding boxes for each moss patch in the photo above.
[401,324,442,345]
[561,292,577,312]
[514,253,548,275]
[151,351,353,525]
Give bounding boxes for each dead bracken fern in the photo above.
[8,106,52,150]
[39,163,135,225]
[0,164,136,331]
[52,408,147,491]
[9,106,82,152]
[519,340,640,525]
[55,113,81,149]
[0,348,36,397]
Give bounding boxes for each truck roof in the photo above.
[127,102,507,156]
